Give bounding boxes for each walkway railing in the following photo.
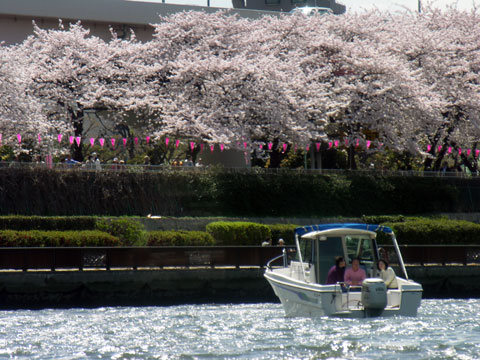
[382,245,480,266]
[0,246,287,271]
[0,245,479,271]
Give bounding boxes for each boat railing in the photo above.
[266,248,288,270]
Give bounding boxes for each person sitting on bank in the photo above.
[326,256,346,284]
[344,258,366,286]
[377,259,398,289]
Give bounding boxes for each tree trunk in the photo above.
[72,110,84,162]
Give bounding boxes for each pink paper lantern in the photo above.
[220,144,225,152]
[316,142,320,152]
[282,143,287,152]
[123,138,127,147]
[37,134,42,143]
[355,139,360,148]
[475,149,480,158]
[306,145,310,151]
[146,136,150,144]
[134,137,138,145]
[243,142,248,149]
[345,139,349,147]
[334,140,339,148]
[58,134,63,143]
[366,140,371,149]
[458,148,462,155]
[111,138,115,148]
[165,137,169,147]
[190,141,195,151]
[17,134,21,144]
[328,141,332,149]
[259,144,263,150]
[69,136,74,145]
[210,144,215,152]
[99,138,105,147]
[268,142,273,151]
[75,136,81,146]
[175,140,180,148]
[467,149,471,156]
[90,138,95,147]
[448,147,452,154]
[427,144,432,152]
[438,145,442,152]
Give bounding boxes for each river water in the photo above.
[1,299,479,359]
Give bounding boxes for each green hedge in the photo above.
[381,218,480,245]
[0,230,119,247]
[147,231,215,246]
[206,221,271,245]
[0,216,97,231]
[361,215,406,225]
[268,224,298,245]
[0,167,473,217]
[95,218,146,246]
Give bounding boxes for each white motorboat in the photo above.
[264,223,422,318]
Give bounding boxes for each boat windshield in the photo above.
[345,235,375,268]
[296,237,314,263]
[295,236,344,284]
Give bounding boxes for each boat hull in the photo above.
[265,270,422,318]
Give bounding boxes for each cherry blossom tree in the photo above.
[12,22,112,159]
[0,45,57,154]
[384,6,480,171]
[2,7,479,170]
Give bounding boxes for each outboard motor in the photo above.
[361,278,387,317]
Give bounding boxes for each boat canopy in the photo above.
[294,223,393,238]
[301,228,377,239]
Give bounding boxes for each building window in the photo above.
[265,0,281,4]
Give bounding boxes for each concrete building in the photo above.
[0,0,282,45]
[233,0,346,14]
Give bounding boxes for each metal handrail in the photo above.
[266,248,288,270]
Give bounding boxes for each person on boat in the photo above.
[377,259,398,289]
[325,256,346,284]
[344,258,366,286]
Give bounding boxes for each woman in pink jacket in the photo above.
[344,258,366,286]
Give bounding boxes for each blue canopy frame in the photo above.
[294,223,393,237]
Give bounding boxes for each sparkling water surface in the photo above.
[1,299,479,359]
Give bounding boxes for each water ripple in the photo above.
[0,300,480,359]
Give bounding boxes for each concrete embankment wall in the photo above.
[1,266,479,309]
[0,268,274,309]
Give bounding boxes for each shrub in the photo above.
[381,217,480,245]
[206,221,271,245]
[361,215,406,225]
[268,224,298,245]
[95,218,146,246]
[0,216,97,231]
[0,230,119,247]
[147,231,215,246]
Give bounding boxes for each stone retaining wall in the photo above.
[0,266,478,309]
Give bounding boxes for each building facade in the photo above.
[0,0,282,46]
[233,0,346,14]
